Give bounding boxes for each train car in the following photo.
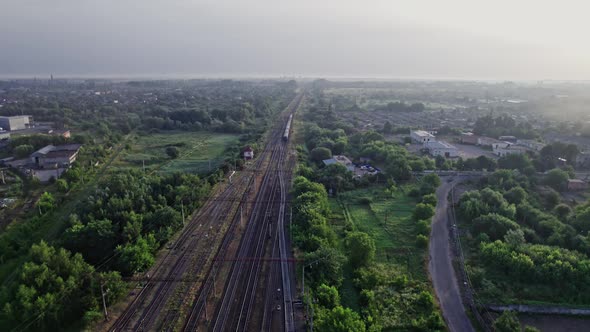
[282,114,293,141]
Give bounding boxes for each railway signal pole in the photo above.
[101,283,109,321]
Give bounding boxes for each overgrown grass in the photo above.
[113,131,239,173]
[324,184,438,316]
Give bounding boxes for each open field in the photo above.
[112,131,240,173]
[326,185,432,312]
[335,186,426,279]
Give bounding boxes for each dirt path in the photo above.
[429,179,475,332]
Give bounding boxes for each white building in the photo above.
[243,146,254,160]
[493,144,527,157]
[0,115,31,131]
[410,130,436,144]
[424,141,459,158]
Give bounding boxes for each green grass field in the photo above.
[113,131,239,173]
[328,185,430,309]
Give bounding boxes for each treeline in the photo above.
[1,80,295,136]
[378,101,425,113]
[457,169,590,304]
[473,114,537,139]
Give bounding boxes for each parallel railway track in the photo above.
[109,93,304,332]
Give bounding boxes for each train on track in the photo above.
[282,114,293,141]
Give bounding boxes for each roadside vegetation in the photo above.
[456,166,590,306]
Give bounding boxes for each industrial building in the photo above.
[424,141,458,158]
[31,144,82,168]
[492,144,527,157]
[0,115,32,131]
[410,130,436,144]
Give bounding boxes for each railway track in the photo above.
[182,93,303,331]
[109,93,304,332]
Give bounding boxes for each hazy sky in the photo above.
[1,0,589,80]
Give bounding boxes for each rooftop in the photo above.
[425,141,457,149]
[411,130,435,137]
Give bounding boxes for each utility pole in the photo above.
[181,201,186,226]
[213,265,217,298]
[101,283,109,321]
[240,205,243,228]
[204,295,208,322]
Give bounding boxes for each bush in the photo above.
[421,193,437,206]
[413,203,435,221]
[165,146,180,159]
[416,220,431,236]
[416,234,429,248]
[56,179,69,193]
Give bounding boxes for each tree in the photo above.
[504,187,527,205]
[383,121,393,134]
[473,213,520,241]
[311,147,332,162]
[544,168,569,191]
[56,179,69,193]
[315,306,366,332]
[493,311,520,332]
[165,146,180,159]
[4,241,97,331]
[498,154,533,171]
[37,192,55,214]
[416,220,431,236]
[344,232,376,267]
[420,174,441,195]
[421,193,437,206]
[116,235,158,275]
[14,144,34,158]
[553,204,572,221]
[413,203,435,221]
[316,284,340,308]
[317,163,354,194]
[504,229,525,248]
[416,234,429,248]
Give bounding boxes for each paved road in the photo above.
[429,179,475,332]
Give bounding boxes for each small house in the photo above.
[243,146,254,160]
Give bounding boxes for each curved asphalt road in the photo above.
[429,179,475,332]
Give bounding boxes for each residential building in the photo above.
[410,130,436,144]
[424,141,458,158]
[0,115,32,131]
[567,179,588,191]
